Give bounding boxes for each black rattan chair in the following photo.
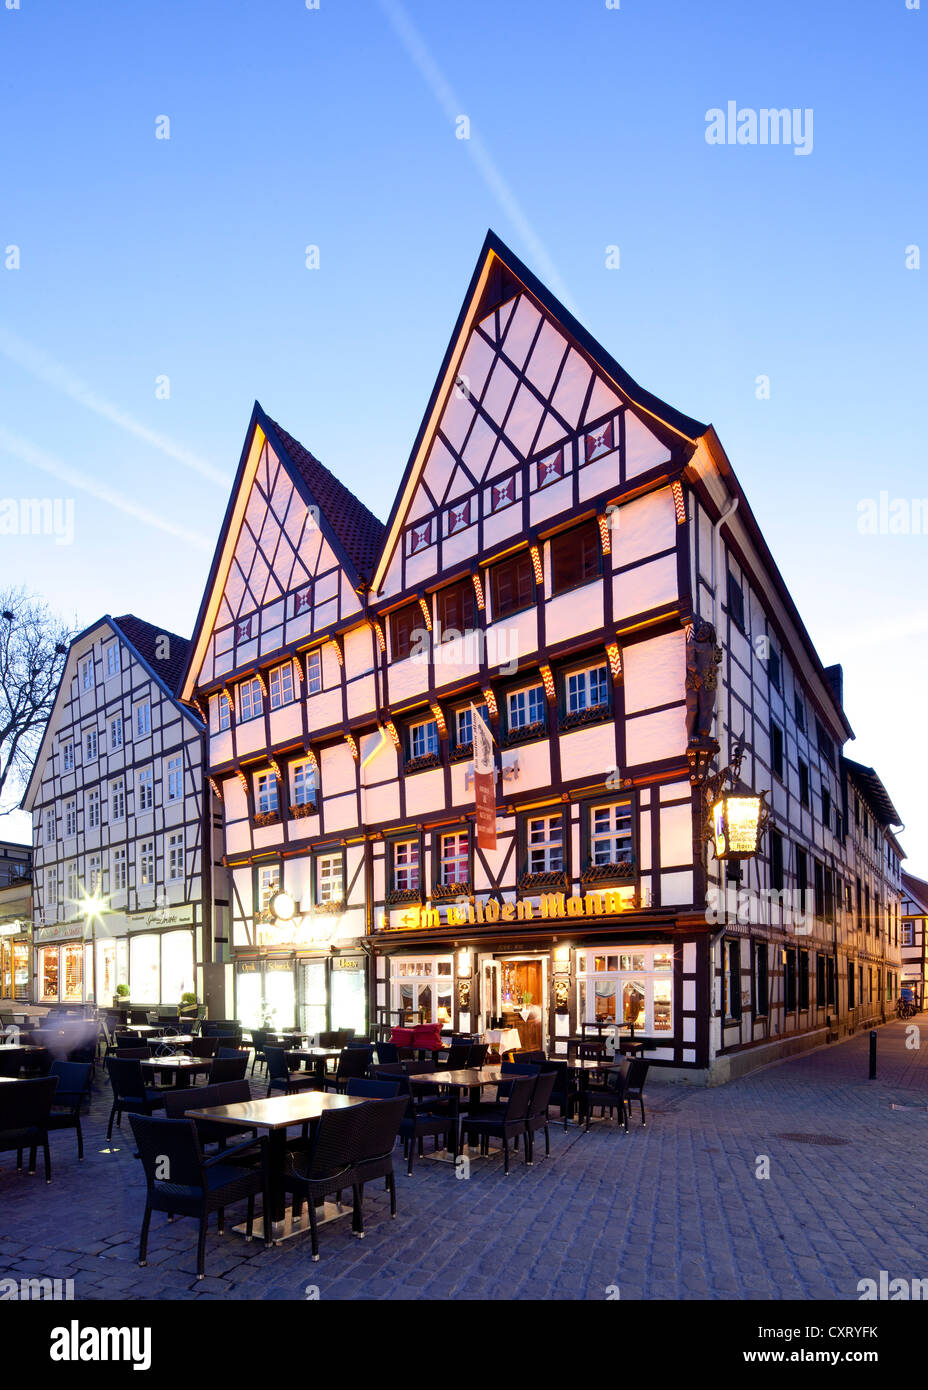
[524,1070,558,1163]
[341,1095,408,1231]
[583,1060,632,1132]
[467,1043,490,1067]
[280,1104,364,1261]
[437,1043,471,1069]
[163,1080,259,1150]
[345,1078,401,1099]
[0,1076,57,1182]
[547,1060,579,1130]
[129,1113,271,1279]
[208,1056,249,1084]
[47,1060,92,1160]
[264,1046,317,1098]
[323,1048,369,1093]
[624,1059,649,1127]
[188,1036,220,1058]
[462,1075,535,1174]
[105,1057,166,1139]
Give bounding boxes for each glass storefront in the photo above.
[576,947,673,1035]
[391,956,453,1025]
[127,930,196,1005]
[0,938,30,1001]
[129,934,160,1004]
[330,960,366,1034]
[235,954,367,1035]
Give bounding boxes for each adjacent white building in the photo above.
[23,614,225,1011]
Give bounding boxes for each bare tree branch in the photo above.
[0,586,74,810]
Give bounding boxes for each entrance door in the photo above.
[499,958,546,1053]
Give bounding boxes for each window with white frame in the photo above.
[87,854,102,894]
[269,661,295,709]
[44,809,55,844]
[135,701,151,737]
[46,867,58,907]
[65,862,78,904]
[167,832,184,882]
[291,759,317,808]
[257,865,279,911]
[565,662,609,714]
[306,649,322,694]
[239,678,263,722]
[80,656,94,691]
[217,692,231,731]
[166,755,183,801]
[105,641,120,678]
[110,778,126,821]
[439,831,469,885]
[85,729,98,760]
[137,768,154,812]
[316,852,344,903]
[393,840,420,893]
[65,799,77,837]
[525,814,563,874]
[87,788,101,829]
[256,771,279,815]
[589,800,633,866]
[139,840,155,886]
[507,683,545,732]
[392,956,454,1026]
[902,921,914,946]
[62,741,74,772]
[576,947,674,1035]
[112,847,127,892]
[454,703,489,748]
[408,718,439,760]
[109,714,123,750]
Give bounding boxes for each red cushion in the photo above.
[390,1027,414,1045]
[412,1024,443,1048]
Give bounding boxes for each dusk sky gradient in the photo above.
[0,0,925,858]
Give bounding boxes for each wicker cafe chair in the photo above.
[163,1080,259,1151]
[188,1036,220,1058]
[208,1056,249,1084]
[104,1057,166,1140]
[47,1060,92,1160]
[583,1060,632,1132]
[437,1044,471,1070]
[264,1046,317,1098]
[462,1075,536,1175]
[280,1104,365,1261]
[323,1048,369,1093]
[0,1076,57,1182]
[129,1114,271,1279]
[624,1059,650,1127]
[524,1070,558,1162]
[398,1087,454,1174]
[547,1061,579,1130]
[340,1095,408,1231]
[467,1043,490,1067]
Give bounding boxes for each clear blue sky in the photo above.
[1,0,925,862]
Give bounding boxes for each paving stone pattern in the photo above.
[1,1020,926,1301]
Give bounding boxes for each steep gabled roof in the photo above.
[22,613,201,812]
[370,229,707,595]
[902,872,928,914]
[842,756,903,827]
[179,402,384,702]
[112,615,190,697]
[265,417,384,584]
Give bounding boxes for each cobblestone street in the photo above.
[2,1020,926,1302]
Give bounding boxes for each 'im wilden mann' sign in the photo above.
[384,887,636,931]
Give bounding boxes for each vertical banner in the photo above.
[472,703,497,852]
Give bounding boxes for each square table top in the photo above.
[187,1090,367,1130]
[140,1056,212,1070]
[2,1044,49,1054]
[149,1035,196,1046]
[284,1047,342,1059]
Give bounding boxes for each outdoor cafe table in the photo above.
[147,1035,196,1051]
[415,1066,511,1161]
[186,1090,368,1239]
[140,1056,213,1088]
[284,1047,342,1084]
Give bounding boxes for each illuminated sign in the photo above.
[712,794,763,860]
[382,886,637,932]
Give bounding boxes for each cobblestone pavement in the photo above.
[1,1020,927,1301]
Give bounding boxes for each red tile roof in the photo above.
[113,615,192,699]
[266,417,384,586]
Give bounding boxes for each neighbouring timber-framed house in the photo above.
[23,616,225,1012]
[900,872,928,1009]
[181,231,906,1079]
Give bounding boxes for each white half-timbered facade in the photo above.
[23,615,223,1012]
[182,232,906,1078]
[900,872,928,1008]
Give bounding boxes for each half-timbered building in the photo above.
[900,871,928,1009]
[183,231,906,1078]
[23,615,223,1012]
